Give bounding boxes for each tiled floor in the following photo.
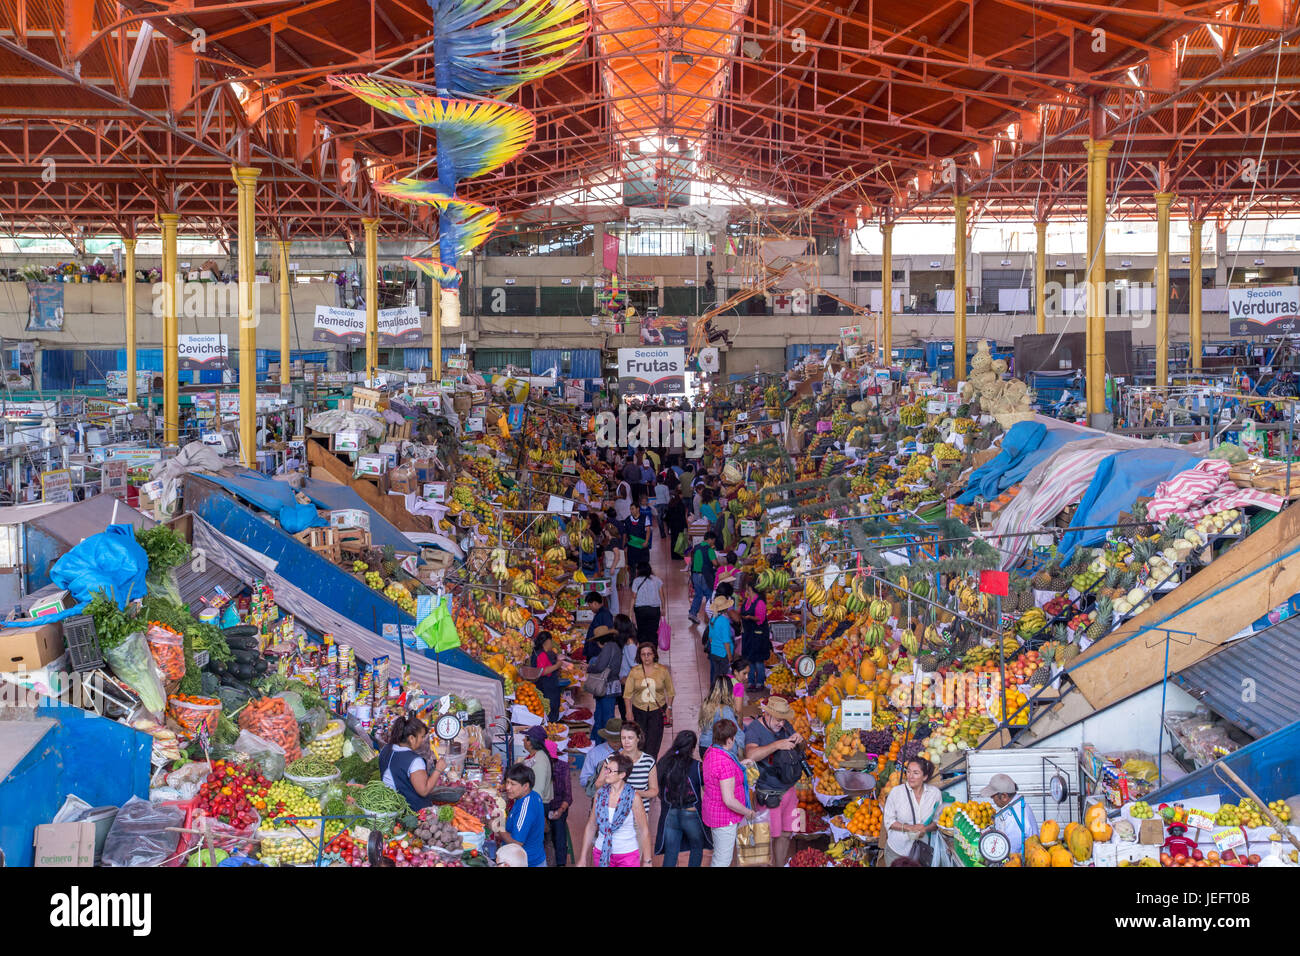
[557,533,719,866]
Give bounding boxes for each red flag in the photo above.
[602,233,621,273]
[979,570,1009,596]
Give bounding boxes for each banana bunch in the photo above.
[900,402,927,427]
[480,600,503,627]
[955,585,991,615]
[500,603,530,629]
[826,602,849,622]
[1016,608,1047,637]
[868,599,890,623]
[952,417,977,435]
[579,469,606,498]
[451,484,475,507]
[511,574,540,598]
[923,623,945,646]
[899,628,920,656]
[755,568,792,591]
[538,528,559,548]
[934,442,962,462]
[804,578,828,608]
[764,385,783,408]
[844,577,870,613]
[862,622,887,647]
[543,546,568,563]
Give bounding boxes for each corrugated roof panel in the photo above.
[1172,618,1300,739]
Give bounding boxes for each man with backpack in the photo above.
[744,696,805,867]
[686,531,719,625]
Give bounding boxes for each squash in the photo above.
[1049,844,1075,867]
[816,701,833,724]
[1024,837,1051,868]
[1039,820,1060,845]
[1067,824,1094,862]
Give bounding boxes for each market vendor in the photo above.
[979,773,1040,855]
[378,713,448,812]
[530,631,564,722]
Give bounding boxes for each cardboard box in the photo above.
[389,464,418,495]
[0,622,65,673]
[335,429,363,452]
[33,821,94,867]
[378,442,399,469]
[413,458,438,483]
[329,508,371,532]
[453,392,472,416]
[423,481,447,501]
[29,590,73,618]
[1138,819,1164,845]
[357,455,386,477]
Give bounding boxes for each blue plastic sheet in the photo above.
[49,523,148,608]
[204,469,328,534]
[1056,448,1201,561]
[957,421,1043,504]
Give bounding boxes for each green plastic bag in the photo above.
[415,602,461,653]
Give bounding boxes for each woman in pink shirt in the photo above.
[701,719,754,867]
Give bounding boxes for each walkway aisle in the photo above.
[562,532,715,866]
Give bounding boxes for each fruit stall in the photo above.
[695,340,1300,868]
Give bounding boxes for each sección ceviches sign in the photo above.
[1229,286,1300,335]
[178,334,229,371]
[617,347,686,397]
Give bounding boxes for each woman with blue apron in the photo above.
[378,713,446,812]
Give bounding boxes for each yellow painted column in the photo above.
[1189,218,1204,373]
[880,222,893,365]
[232,165,261,468]
[1085,139,1113,419]
[953,196,969,381]
[123,238,138,405]
[1154,192,1174,390]
[278,240,292,386]
[362,217,380,381]
[431,282,442,381]
[160,213,180,444]
[1034,220,1047,335]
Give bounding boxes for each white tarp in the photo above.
[192,517,506,722]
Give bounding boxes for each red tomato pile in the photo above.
[193,760,271,829]
[323,833,364,867]
[789,847,829,868]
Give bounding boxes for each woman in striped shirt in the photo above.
[618,720,659,814]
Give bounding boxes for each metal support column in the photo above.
[1085,139,1113,425]
[232,165,261,468]
[881,221,893,365]
[1155,192,1174,390]
[953,195,969,381]
[362,217,380,381]
[279,239,292,387]
[1190,218,1204,373]
[160,212,180,444]
[1034,220,1047,335]
[123,237,138,405]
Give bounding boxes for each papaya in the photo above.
[1067,824,1094,862]
[1084,802,1107,828]
[1063,821,1081,844]
[858,658,876,682]
[1089,820,1113,843]
[1039,820,1060,845]
[1024,836,1051,868]
[842,670,859,696]
[816,701,833,724]
[1049,844,1075,867]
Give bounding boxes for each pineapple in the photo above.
[1058,642,1080,664]
[918,654,939,671]
[1087,597,1113,641]
[1033,556,1058,590]
[381,544,399,578]
[1101,567,1120,599]
[1131,538,1153,565]
[1029,663,1051,687]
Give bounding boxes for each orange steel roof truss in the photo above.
[4,0,1300,237]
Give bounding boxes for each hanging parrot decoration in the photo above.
[330,0,589,329]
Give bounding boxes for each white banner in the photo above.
[1229,286,1300,335]
[616,347,686,397]
[312,305,422,346]
[178,334,229,370]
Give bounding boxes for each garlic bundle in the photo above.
[960,340,1035,426]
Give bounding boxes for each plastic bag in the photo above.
[146,624,186,684]
[50,523,148,608]
[218,685,252,712]
[164,761,212,800]
[274,690,306,720]
[736,808,771,867]
[103,631,167,716]
[53,793,93,824]
[227,730,287,781]
[101,796,186,867]
[298,707,328,743]
[238,697,302,762]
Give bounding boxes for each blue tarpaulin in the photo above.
[49,523,148,609]
[203,470,328,535]
[957,422,1085,504]
[1056,447,1201,561]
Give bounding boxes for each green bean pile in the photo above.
[355,781,409,815]
[287,755,339,778]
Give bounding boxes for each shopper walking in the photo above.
[882,756,942,866]
[630,562,666,644]
[664,489,688,561]
[521,725,553,806]
[654,731,709,867]
[702,719,754,868]
[687,531,719,623]
[547,747,573,866]
[586,630,624,738]
[614,614,637,720]
[578,753,652,867]
[579,718,622,798]
[624,492,654,571]
[618,720,659,815]
[697,674,745,760]
[706,595,736,684]
[623,642,674,758]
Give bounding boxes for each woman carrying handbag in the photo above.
[653,730,710,867]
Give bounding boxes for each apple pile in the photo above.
[1160,848,1260,867]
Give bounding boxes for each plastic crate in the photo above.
[62,614,104,673]
[769,621,798,646]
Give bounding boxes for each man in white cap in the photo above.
[979,773,1040,855]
